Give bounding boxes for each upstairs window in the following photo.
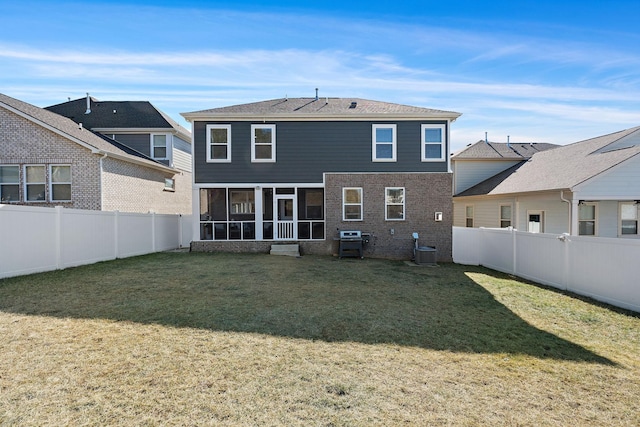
[421,124,446,162]
[0,165,19,202]
[620,202,638,236]
[343,187,363,221]
[25,165,46,202]
[151,134,168,160]
[372,124,397,162]
[385,187,405,220]
[50,165,71,202]
[206,124,231,162]
[251,124,276,162]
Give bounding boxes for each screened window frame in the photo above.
[465,205,474,228]
[372,124,397,162]
[619,202,638,236]
[251,124,276,163]
[342,187,363,221]
[49,164,72,202]
[578,202,598,236]
[385,187,405,221]
[206,124,232,163]
[499,204,512,228]
[421,124,446,162]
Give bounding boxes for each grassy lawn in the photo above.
[0,252,638,426]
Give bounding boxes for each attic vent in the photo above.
[349,102,357,109]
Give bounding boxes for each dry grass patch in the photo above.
[0,252,638,426]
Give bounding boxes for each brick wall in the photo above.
[325,172,453,261]
[101,157,192,214]
[0,108,102,210]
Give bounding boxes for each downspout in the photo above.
[559,190,575,235]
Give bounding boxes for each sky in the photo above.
[2,0,640,152]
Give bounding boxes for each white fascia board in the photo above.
[96,150,179,174]
[93,127,192,143]
[181,112,461,122]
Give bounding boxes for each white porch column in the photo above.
[255,187,263,240]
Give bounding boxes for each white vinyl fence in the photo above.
[453,227,640,313]
[0,204,193,279]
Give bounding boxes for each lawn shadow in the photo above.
[0,252,614,364]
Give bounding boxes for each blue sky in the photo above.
[2,0,640,152]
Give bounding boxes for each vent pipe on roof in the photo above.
[507,135,510,148]
[84,93,91,115]
[485,132,488,144]
[315,88,319,101]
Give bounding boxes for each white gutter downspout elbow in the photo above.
[560,190,578,236]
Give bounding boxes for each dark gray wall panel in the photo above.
[111,133,151,156]
[194,121,449,184]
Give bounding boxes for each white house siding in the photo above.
[172,136,192,172]
[453,197,515,228]
[574,154,640,199]
[453,160,521,195]
[597,201,619,238]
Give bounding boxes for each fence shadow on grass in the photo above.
[0,252,614,364]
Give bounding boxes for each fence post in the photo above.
[55,206,63,270]
[512,227,517,275]
[151,211,156,252]
[114,210,119,259]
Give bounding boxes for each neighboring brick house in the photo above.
[182,96,461,260]
[0,93,190,214]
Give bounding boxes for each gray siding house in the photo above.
[182,96,461,260]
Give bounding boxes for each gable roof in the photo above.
[0,93,177,173]
[46,97,191,141]
[182,97,461,121]
[452,141,560,160]
[455,126,640,197]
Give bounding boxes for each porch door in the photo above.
[274,195,297,240]
[528,211,544,233]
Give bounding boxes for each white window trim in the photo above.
[372,124,397,162]
[342,187,363,221]
[499,203,512,228]
[251,124,276,163]
[49,164,72,202]
[0,164,20,203]
[24,164,46,203]
[578,202,598,236]
[619,201,639,237]
[527,210,545,233]
[151,133,170,161]
[465,205,474,228]
[385,187,405,221]
[421,124,446,162]
[206,124,232,163]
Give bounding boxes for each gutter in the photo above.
[96,150,179,174]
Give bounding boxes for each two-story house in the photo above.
[182,96,461,260]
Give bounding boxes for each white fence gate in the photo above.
[0,204,193,279]
[453,227,640,313]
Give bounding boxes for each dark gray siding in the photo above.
[194,120,450,184]
[110,133,151,157]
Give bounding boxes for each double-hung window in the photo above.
[465,205,474,227]
[343,187,363,221]
[385,187,405,220]
[372,124,396,162]
[620,202,638,236]
[500,204,512,228]
[0,165,19,202]
[251,124,276,162]
[578,203,596,236]
[50,165,71,202]
[25,165,46,201]
[151,134,168,160]
[421,124,446,162]
[206,124,231,162]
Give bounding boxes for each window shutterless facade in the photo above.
[372,124,397,162]
[24,165,46,202]
[0,165,19,202]
[50,165,71,202]
[578,203,597,236]
[151,134,168,160]
[385,187,405,220]
[499,204,512,228]
[421,124,446,162]
[206,124,231,162]
[619,202,638,236]
[251,124,276,162]
[465,205,474,227]
[343,187,363,221]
